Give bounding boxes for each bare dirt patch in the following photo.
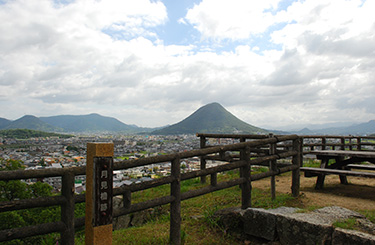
[252,173,375,210]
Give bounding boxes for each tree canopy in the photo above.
[0,129,73,139]
[0,159,64,244]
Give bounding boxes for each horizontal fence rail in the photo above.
[197,133,375,199]
[1,133,374,243]
[1,134,303,244]
[301,135,375,152]
[197,133,375,153]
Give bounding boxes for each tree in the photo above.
[38,157,46,167]
[0,159,29,201]
[0,158,56,244]
[0,158,86,244]
[66,145,79,152]
[0,159,52,202]
[1,158,25,171]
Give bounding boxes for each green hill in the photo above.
[0,114,154,134]
[0,118,11,129]
[39,113,142,133]
[4,115,61,132]
[152,102,268,135]
[0,129,73,139]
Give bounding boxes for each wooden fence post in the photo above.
[340,137,345,150]
[357,137,361,150]
[291,138,301,197]
[85,143,114,245]
[210,173,217,187]
[322,137,326,150]
[170,157,181,245]
[61,170,75,244]
[240,146,251,209]
[268,134,276,200]
[200,136,206,184]
[123,190,131,210]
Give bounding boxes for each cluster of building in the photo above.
[0,134,203,193]
[3,134,374,194]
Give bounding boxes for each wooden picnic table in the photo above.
[301,150,375,189]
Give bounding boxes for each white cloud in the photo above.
[183,0,283,40]
[0,0,374,129]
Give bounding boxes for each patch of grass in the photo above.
[359,210,375,224]
[76,171,307,244]
[295,205,322,213]
[252,165,269,174]
[219,169,239,179]
[74,231,85,245]
[107,185,298,244]
[333,218,357,230]
[251,188,296,209]
[113,223,170,244]
[203,205,221,230]
[303,159,321,168]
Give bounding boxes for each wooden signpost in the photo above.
[86,143,114,245]
[93,157,113,227]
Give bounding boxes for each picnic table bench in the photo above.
[300,150,375,189]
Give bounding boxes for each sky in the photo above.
[0,0,374,130]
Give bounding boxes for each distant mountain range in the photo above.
[152,102,267,135]
[0,118,12,129]
[5,115,59,132]
[290,120,375,136]
[39,114,140,133]
[0,103,374,135]
[0,129,73,139]
[0,114,150,134]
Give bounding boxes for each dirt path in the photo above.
[252,173,375,210]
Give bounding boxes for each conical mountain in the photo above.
[152,102,268,135]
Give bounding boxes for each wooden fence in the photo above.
[113,134,301,244]
[301,135,375,152]
[0,165,86,244]
[196,134,375,155]
[0,134,301,244]
[197,133,375,193]
[1,134,374,243]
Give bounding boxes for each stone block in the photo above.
[213,207,244,233]
[216,206,375,244]
[313,206,365,221]
[113,214,131,230]
[243,207,299,241]
[332,228,375,245]
[276,212,333,245]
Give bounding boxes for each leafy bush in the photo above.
[0,158,84,244]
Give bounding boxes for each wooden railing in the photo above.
[301,135,375,152]
[114,134,301,244]
[0,134,301,244]
[0,166,86,244]
[196,134,375,155]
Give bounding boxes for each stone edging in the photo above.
[214,206,375,245]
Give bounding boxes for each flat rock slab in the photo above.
[243,207,299,241]
[276,206,367,245]
[276,211,334,244]
[228,206,375,245]
[333,228,375,245]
